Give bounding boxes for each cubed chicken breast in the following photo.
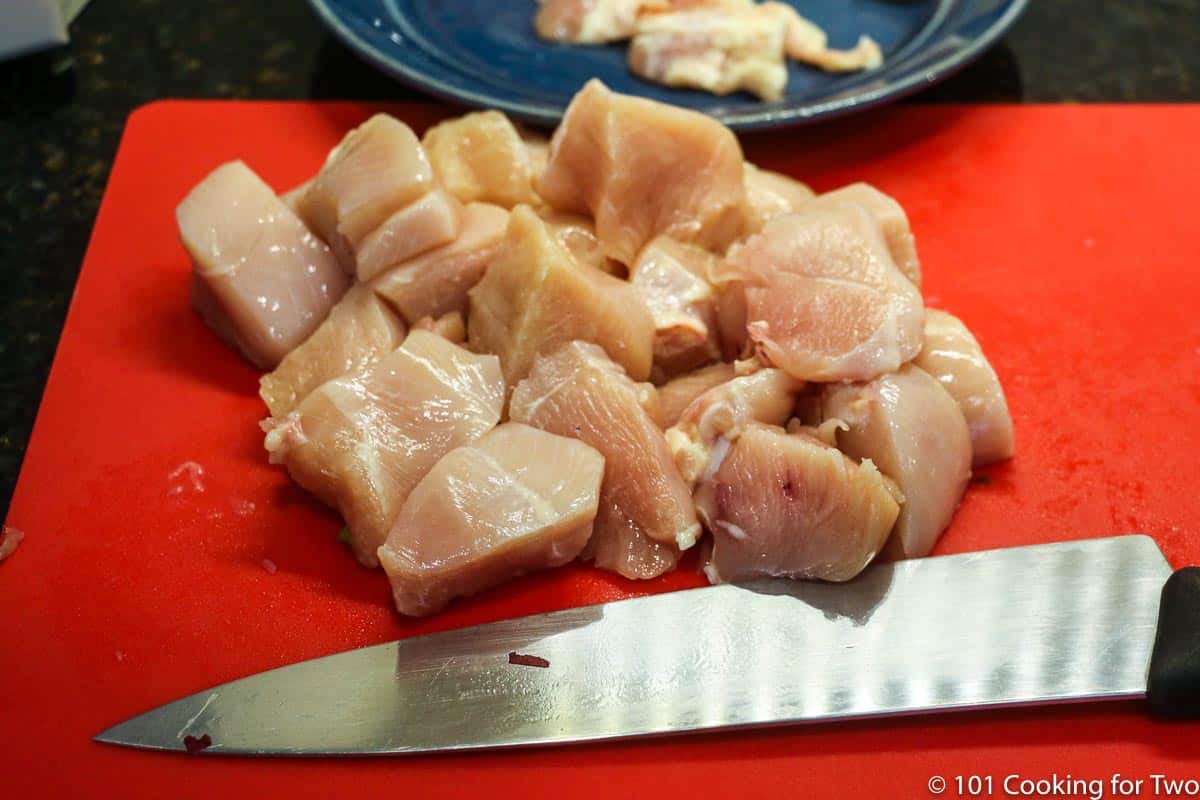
[534,0,664,43]
[758,1,882,72]
[259,284,406,418]
[655,362,736,428]
[802,183,921,287]
[696,423,900,583]
[279,179,313,216]
[537,209,623,275]
[294,114,435,273]
[178,161,349,370]
[538,80,747,265]
[628,6,788,101]
[913,309,1014,466]
[263,330,504,567]
[422,111,543,209]
[468,205,655,386]
[630,236,722,380]
[820,364,971,560]
[719,203,925,381]
[665,367,803,490]
[412,310,467,344]
[741,162,815,234]
[526,136,550,186]
[711,273,750,360]
[354,189,463,282]
[510,342,697,576]
[371,202,509,324]
[379,422,605,616]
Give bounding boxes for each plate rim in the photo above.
[307,0,1030,130]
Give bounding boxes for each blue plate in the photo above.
[308,0,1027,130]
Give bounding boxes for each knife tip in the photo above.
[92,723,134,747]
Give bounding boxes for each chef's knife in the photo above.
[94,535,1199,755]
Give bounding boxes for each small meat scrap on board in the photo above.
[630,236,722,380]
[665,367,803,492]
[0,525,24,563]
[821,364,972,560]
[259,284,407,418]
[696,423,900,583]
[741,162,815,234]
[263,330,504,567]
[413,311,466,344]
[538,80,747,265]
[629,5,788,101]
[354,189,464,282]
[468,205,655,386]
[913,309,1014,466]
[510,342,697,576]
[293,114,438,277]
[534,0,665,44]
[422,111,543,208]
[719,203,924,382]
[537,209,623,275]
[802,183,921,287]
[758,2,882,72]
[655,362,736,428]
[371,202,509,324]
[178,161,349,370]
[379,423,605,616]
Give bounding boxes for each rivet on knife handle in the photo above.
[1147,567,1200,719]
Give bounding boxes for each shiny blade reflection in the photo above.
[94,535,1172,755]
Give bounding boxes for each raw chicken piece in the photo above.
[259,284,407,418]
[537,209,623,275]
[661,0,755,10]
[371,203,508,324]
[759,2,882,72]
[628,6,788,101]
[468,205,655,385]
[821,364,971,560]
[178,161,349,369]
[0,525,24,563]
[696,423,900,583]
[538,80,747,265]
[913,309,1014,466]
[413,310,466,344]
[534,0,664,43]
[525,135,550,183]
[378,422,605,616]
[509,342,697,573]
[665,367,803,489]
[279,179,313,215]
[263,330,504,567]
[711,272,750,360]
[630,236,722,380]
[295,114,435,273]
[422,111,542,208]
[741,162,814,233]
[354,189,463,282]
[720,203,925,381]
[655,362,736,428]
[803,183,921,287]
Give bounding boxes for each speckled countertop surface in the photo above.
[0,1,1196,515]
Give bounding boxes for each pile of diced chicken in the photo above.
[534,0,882,101]
[178,79,1013,617]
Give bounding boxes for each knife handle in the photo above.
[1147,567,1200,719]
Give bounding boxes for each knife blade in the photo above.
[94,535,1199,755]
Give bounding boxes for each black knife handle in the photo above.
[1147,567,1200,719]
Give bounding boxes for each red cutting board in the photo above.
[3,102,1199,798]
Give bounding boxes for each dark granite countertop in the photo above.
[0,1,1197,516]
